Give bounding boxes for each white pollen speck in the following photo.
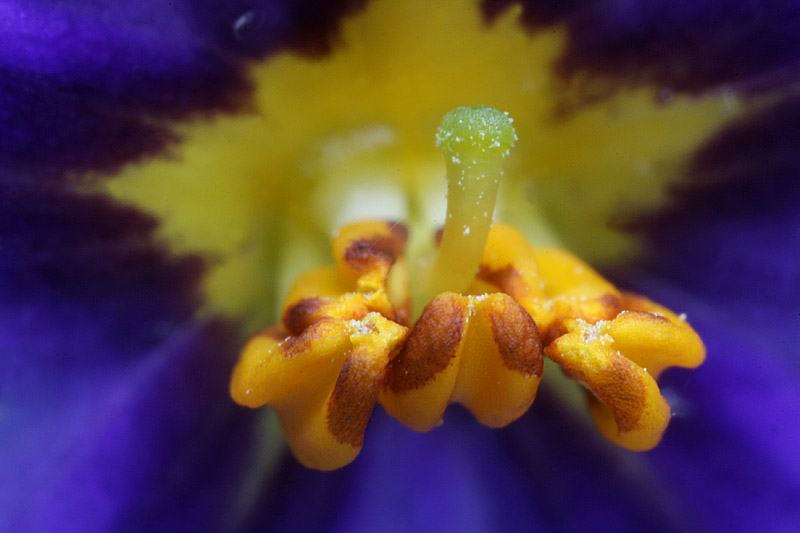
[245,389,252,395]
[679,313,688,321]
[463,226,471,236]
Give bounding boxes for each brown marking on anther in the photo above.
[434,226,444,245]
[342,222,408,277]
[344,239,395,276]
[383,293,465,393]
[590,357,648,432]
[283,297,327,336]
[598,292,623,312]
[477,264,531,299]
[281,318,339,359]
[546,338,648,434]
[326,355,381,447]
[486,298,543,376]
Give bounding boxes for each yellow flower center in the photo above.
[229,107,706,470]
[100,0,740,334]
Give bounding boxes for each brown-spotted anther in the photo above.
[380,291,543,431]
[230,106,705,470]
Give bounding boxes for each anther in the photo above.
[230,106,705,470]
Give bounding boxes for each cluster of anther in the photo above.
[230,219,705,470]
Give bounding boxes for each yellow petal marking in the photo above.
[101,0,742,329]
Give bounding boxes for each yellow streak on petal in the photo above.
[102,0,742,330]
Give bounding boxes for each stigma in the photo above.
[229,106,705,470]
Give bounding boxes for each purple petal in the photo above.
[617,275,800,532]
[0,186,274,530]
[0,0,366,178]
[614,92,800,529]
[257,403,693,532]
[0,1,369,529]
[4,322,256,532]
[485,0,800,95]
[643,95,800,320]
[4,1,800,531]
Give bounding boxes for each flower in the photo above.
[2,0,799,532]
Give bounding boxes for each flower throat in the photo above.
[229,106,705,471]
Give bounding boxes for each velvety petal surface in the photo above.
[624,85,800,532]
[0,186,279,531]
[485,0,800,94]
[257,403,688,533]
[1,0,379,529]
[624,276,800,532]
[0,0,366,177]
[0,1,290,529]
[643,94,800,330]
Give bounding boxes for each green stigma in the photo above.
[435,105,517,161]
[415,105,517,316]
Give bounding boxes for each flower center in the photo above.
[101,0,740,334]
[229,107,706,471]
